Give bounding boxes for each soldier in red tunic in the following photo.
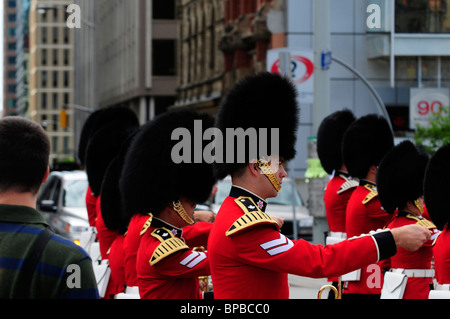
[317,109,357,297]
[340,114,395,299]
[119,110,216,299]
[424,144,450,290]
[377,141,438,299]
[207,72,431,299]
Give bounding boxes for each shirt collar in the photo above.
[229,185,268,212]
[0,204,48,226]
[151,217,183,239]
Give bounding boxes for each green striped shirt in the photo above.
[0,204,99,299]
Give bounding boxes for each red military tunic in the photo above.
[434,225,450,284]
[324,171,358,235]
[137,217,211,299]
[324,171,358,284]
[123,214,150,287]
[85,186,98,227]
[124,214,213,288]
[108,234,126,296]
[94,195,119,260]
[343,180,393,296]
[385,212,438,299]
[208,186,398,299]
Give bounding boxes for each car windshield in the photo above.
[214,179,303,207]
[63,179,88,208]
[267,182,303,206]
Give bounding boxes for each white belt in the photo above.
[330,232,347,239]
[391,268,434,278]
[435,284,450,291]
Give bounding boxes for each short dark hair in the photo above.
[0,117,50,194]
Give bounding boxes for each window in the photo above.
[53,27,58,44]
[42,93,47,109]
[42,49,47,65]
[63,93,69,105]
[153,0,175,19]
[8,0,16,8]
[63,137,69,154]
[53,49,58,65]
[153,40,176,76]
[42,27,47,43]
[8,70,16,79]
[7,99,15,109]
[42,71,47,87]
[8,42,16,51]
[52,137,58,153]
[396,0,450,33]
[8,56,16,65]
[8,85,16,93]
[53,93,58,109]
[64,49,69,65]
[8,28,16,37]
[52,115,58,131]
[53,71,58,87]
[63,28,69,43]
[41,115,47,130]
[8,14,16,22]
[63,71,69,87]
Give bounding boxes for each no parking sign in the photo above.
[267,48,315,104]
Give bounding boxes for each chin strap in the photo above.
[257,158,281,192]
[173,200,195,225]
[414,199,425,216]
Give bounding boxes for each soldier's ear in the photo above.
[248,160,260,177]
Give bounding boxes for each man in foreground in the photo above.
[0,117,99,299]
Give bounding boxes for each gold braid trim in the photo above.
[173,200,195,225]
[140,213,153,236]
[257,159,281,192]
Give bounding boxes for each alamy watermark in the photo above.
[171,120,280,167]
[66,4,81,29]
[66,4,383,30]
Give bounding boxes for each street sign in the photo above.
[267,48,315,104]
[410,88,450,130]
[321,51,332,70]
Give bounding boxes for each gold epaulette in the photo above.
[337,176,359,195]
[150,227,188,266]
[362,184,378,205]
[226,197,279,237]
[140,213,153,236]
[405,214,437,230]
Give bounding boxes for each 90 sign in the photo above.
[410,88,450,130]
[417,100,443,116]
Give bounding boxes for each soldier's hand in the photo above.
[390,224,431,251]
[193,210,215,223]
[271,215,285,228]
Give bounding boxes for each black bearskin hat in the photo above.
[78,106,139,167]
[424,144,450,230]
[213,72,299,180]
[100,131,139,234]
[120,110,216,218]
[317,109,356,175]
[342,114,394,179]
[85,107,139,196]
[377,141,429,214]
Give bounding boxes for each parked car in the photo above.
[209,176,313,240]
[37,171,90,245]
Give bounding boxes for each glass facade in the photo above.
[396,0,450,33]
